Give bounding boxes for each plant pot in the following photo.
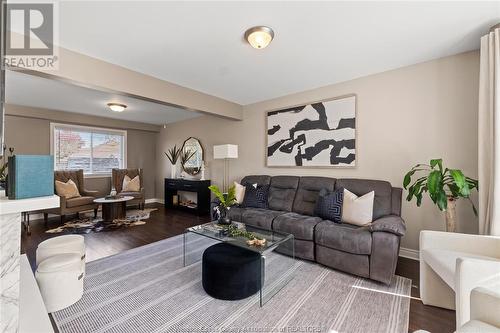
[445,197,457,232]
[216,206,231,225]
[218,217,232,225]
[170,162,177,179]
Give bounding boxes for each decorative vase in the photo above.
[445,197,457,232]
[170,162,177,179]
[217,206,231,225]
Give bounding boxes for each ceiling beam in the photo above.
[7,33,243,120]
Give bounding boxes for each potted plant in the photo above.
[403,158,478,232]
[208,184,236,225]
[164,145,182,179]
[0,145,14,191]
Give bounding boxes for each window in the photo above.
[50,123,127,176]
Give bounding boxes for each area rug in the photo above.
[52,235,411,333]
[46,208,157,234]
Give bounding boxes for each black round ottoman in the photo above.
[202,243,261,300]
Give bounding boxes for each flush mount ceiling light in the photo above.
[244,26,274,49]
[107,103,127,112]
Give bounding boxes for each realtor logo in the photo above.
[2,1,59,69]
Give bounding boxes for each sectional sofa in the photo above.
[227,175,406,285]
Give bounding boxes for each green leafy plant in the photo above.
[403,158,478,214]
[208,184,236,208]
[225,224,262,240]
[164,145,182,164]
[0,146,14,182]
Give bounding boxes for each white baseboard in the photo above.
[146,198,164,204]
[399,247,420,260]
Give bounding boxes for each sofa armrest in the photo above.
[81,189,99,197]
[420,231,500,257]
[370,215,406,236]
[470,286,500,328]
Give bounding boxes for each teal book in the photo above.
[7,155,54,200]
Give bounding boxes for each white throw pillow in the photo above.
[341,189,375,226]
[55,179,81,199]
[122,175,140,192]
[234,181,246,204]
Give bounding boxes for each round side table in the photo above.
[93,196,134,223]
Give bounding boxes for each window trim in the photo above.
[50,122,127,177]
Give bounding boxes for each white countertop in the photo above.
[0,194,59,215]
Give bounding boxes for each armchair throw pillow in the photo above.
[123,175,140,192]
[55,179,81,199]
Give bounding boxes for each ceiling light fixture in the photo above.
[244,26,274,49]
[107,103,127,112]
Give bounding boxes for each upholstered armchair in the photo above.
[457,286,500,332]
[43,170,98,224]
[112,168,145,209]
[420,230,500,328]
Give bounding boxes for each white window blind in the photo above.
[51,123,127,175]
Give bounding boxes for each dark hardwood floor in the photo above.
[21,203,455,333]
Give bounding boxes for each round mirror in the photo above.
[181,137,204,176]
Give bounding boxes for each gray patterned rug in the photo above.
[52,235,411,333]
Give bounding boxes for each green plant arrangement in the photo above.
[0,145,14,188]
[208,184,236,224]
[164,145,182,178]
[403,158,478,232]
[164,145,182,165]
[225,224,262,240]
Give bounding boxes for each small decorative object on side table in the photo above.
[208,184,236,225]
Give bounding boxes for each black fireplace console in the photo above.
[164,178,211,215]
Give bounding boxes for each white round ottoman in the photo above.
[36,235,86,274]
[36,253,84,312]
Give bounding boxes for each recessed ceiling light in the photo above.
[244,26,274,49]
[107,103,127,112]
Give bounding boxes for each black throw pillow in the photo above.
[242,183,270,209]
[314,188,343,223]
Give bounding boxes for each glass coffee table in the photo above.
[183,222,295,306]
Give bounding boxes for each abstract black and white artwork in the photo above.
[267,95,356,167]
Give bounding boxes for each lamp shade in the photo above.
[213,144,238,159]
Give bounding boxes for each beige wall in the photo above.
[157,51,480,251]
[5,105,158,199]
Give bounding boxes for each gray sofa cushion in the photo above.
[315,221,372,255]
[227,206,245,222]
[370,215,406,236]
[273,212,322,241]
[336,178,393,220]
[241,175,271,186]
[241,208,283,230]
[268,176,299,212]
[293,177,336,216]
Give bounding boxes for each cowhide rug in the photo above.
[46,208,157,234]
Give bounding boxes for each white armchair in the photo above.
[419,231,500,328]
[457,286,500,332]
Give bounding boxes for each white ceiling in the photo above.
[47,1,499,105]
[5,70,201,125]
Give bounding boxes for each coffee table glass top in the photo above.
[186,222,293,254]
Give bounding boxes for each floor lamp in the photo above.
[213,144,238,192]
